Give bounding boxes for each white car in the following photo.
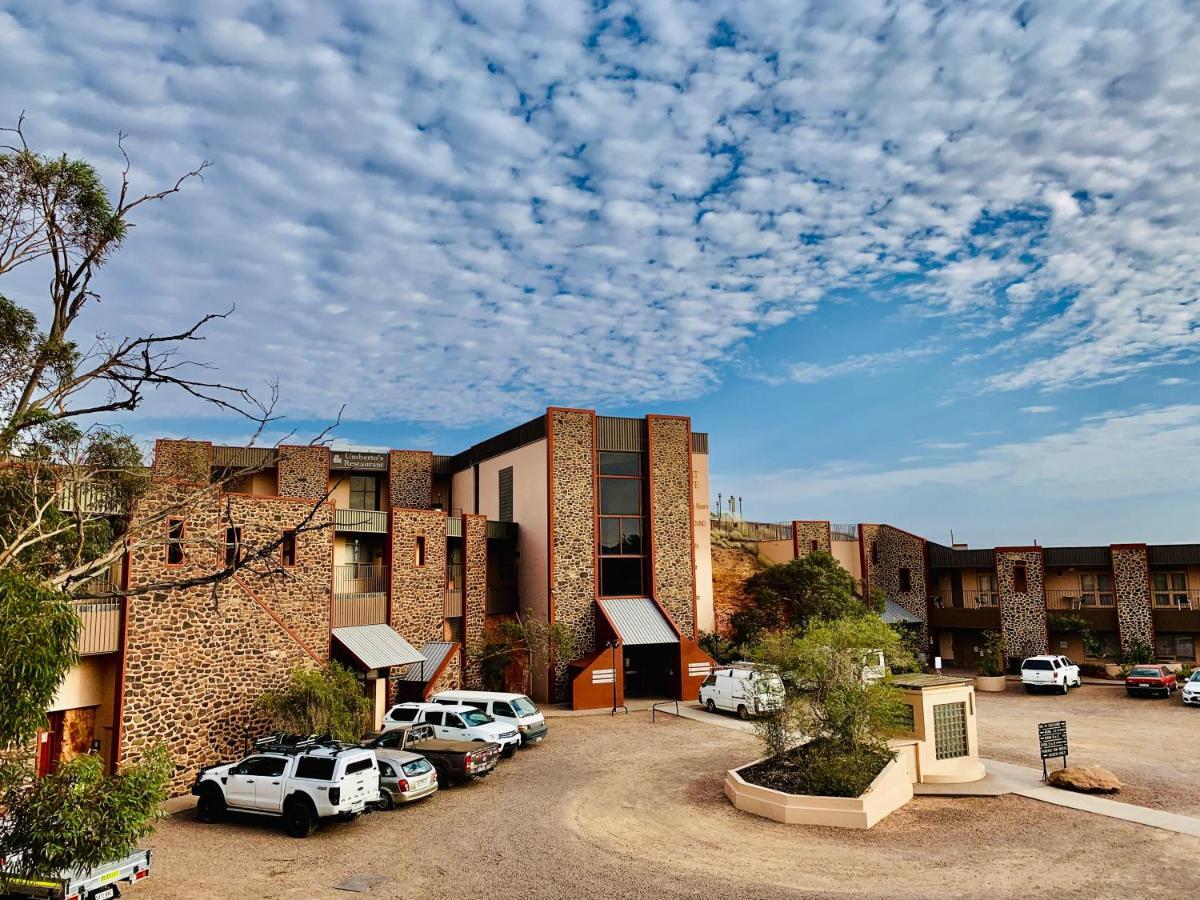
[699,664,785,719]
[1182,671,1200,706]
[1020,655,1081,694]
[384,702,521,757]
[431,690,549,746]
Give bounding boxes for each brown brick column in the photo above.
[860,524,929,645]
[389,450,433,509]
[1111,544,1153,652]
[277,445,329,500]
[153,439,212,482]
[647,415,696,638]
[548,408,597,700]
[389,509,447,648]
[463,514,488,688]
[792,521,832,558]
[997,548,1048,659]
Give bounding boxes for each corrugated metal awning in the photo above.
[882,599,921,625]
[332,625,425,670]
[597,598,679,646]
[396,641,458,683]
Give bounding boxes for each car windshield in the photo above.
[1190,671,1200,683]
[402,759,433,776]
[1130,667,1161,677]
[511,696,539,716]
[461,710,493,726]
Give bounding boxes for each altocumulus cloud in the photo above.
[2,1,1199,426]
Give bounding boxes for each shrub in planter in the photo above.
[977,631,1006,677]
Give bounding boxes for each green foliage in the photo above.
[0,572,79,746]
[741,738,892,798]
[977,631,1007,677]
[698,630,738,665]
[730,552,872,646]
[0,746,169,884]
[256,663,372,741]
[469,610,574,695]
[1047,614,1109,661]
[1120,639,1154,665]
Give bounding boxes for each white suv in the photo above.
[384,702,521,757]
[1020,655,1081,694]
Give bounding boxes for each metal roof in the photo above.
[597,598,679,646]
[332,626,426,670]
[1148,544,1200,566]
[396,641,458,683]
[927,542,995,569]
[881,599,922,625]
[1043,546,1111,567]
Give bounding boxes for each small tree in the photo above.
[698,630,738,665]
[256,663,371,742]
[977,631,1007,677]
[470,610,573,695]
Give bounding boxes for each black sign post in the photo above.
[1038,720,1068,780]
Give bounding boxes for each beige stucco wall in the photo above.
[226,470,277,497]
[692,451,714,634]
[758,539,793,566]
[898,682,986,784]
[450,467,473,516]
[50,655,119,765]
[831,539,862,581]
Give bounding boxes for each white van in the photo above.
[699,665,785,719]
[432,690,548,746]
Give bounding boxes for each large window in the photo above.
[933,702,968,760]
[598,451,646,597]
[1080,573,1114,607]
[349,475,380,511]
[977,574,999,607]
[1153,572,1189,608]
[1156,633,1196,661]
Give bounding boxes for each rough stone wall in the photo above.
[389,509,447,648]
[431,654,462,696]
[389,450,433,510]
[997,550,1048,659]
[793,521,832,557]
[462,514,488,688]
[861,524,929,644]
[153,439,211,482]
[277,445,329,500]
[121,480,331,795]
[548,409,597,700]
[1112,544,1153,651]
[647,416,695,638]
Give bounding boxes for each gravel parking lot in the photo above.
[138,703,1200,899]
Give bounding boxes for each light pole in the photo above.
[607,640,627,716]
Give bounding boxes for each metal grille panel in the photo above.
[498,466,513,522]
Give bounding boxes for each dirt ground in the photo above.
[138,707,1200,900]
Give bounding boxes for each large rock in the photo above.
[1047,765,1122,794]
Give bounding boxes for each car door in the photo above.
[252,757,288,812]
[441,712,469,739]
[226,756,269,809]
[421,709,446,737]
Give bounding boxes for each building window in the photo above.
[810,540,819,553]
[281,530,297,567]
[224,526,242,567]
[498,467,513,523]
[1153,572,1189,608]
[933,702,968,760]
[896,703,915,734]
[598,451,646,597]
[898,568,912,593]
[1079,572,1114,607]
[1084,632,1120,659]
[166,518,185,565]
[414,535,426,568]
[1156,633,1196,661]
[1012,563,1028,594]
[349,475,380,511]
[870,541,879,564]
[977,573,999,607]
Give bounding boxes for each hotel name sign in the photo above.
[330,450,388,471]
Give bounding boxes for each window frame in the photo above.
[414,535,427,568]
[1153,571,1189,608]
[166,518,186,566]
[596,451,647,598]
[224,526,242,568]
[1012,563,1028,594]
[349,475,380,512]
[281,529,297,568]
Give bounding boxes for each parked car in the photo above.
[1020,655,1081,694]
[191,735,380,837]
[0,847,151,900]
[383,701,521,757]
[1125,664,1178,698]
[1182,670,1200,706]
[431,690,549,746]
[372,748,438,809]
[699,664,785,719]
[363,723,501,787]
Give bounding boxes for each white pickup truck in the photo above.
[191,736,380,838]
[1,848,151,900]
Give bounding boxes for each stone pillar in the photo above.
[647,415,696,638]
[389,450,433,509]
[792,521,832,558]
[463,513,488,688]
[277,445,329,500]
[996,548,1048,660]
[1111,544,1153,652]
[153,439,211,482]
[860,524,929,645]
[548,408,597,700]
[389,509,447,649]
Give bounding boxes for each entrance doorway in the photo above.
[622,644,678,698]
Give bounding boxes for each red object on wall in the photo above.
[35,711,64,777]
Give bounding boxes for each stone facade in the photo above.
[548,408,597,700]
[862,524,929,644]
[277,445,329,500]
[389,509,448,650]
[121,478,333,796]
[647,416,696,638]
[996,549,1048,660]
[1112,544,1154,651]
[793,521,832,557]
[153,439,211,482]
[389,450,433,510]
[462,514,488,688]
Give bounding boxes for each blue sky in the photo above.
[2,1,1199,545]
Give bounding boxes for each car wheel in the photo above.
[433,764,450,789]
[705,699,716,713]
[1126,689,1135,697]
[376,791,396,812]
[282,798,316,838]
[1060,681,1069,695]
[1024,684,1034,693]
[501,744,516,759]
[736,704,749,720]
[196,785,225,823]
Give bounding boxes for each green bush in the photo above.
[1120,639,1154,665]
[977,631,1006,677]
[698,630,738,665]
[740,737,891,798]
[256,662,372,741]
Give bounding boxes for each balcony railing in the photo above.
[73,598,122,655]
[710,517,793,542]
[445,562,464,617]
[334,508,388,534]
[446,517,463,538]
[331,564,387,627]
[1153,590,1200,610]
[1046,589,1115,610]
[58,481,124,516]
[930,592,1000,610]
[830,523,859,541]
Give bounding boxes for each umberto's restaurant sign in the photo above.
[330,450,388,471]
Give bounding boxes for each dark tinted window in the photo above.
[374,731,404,748]
[282,529,297,566]
[422,710,444,726]
[1023,659,1052,671]
[237,756,286,777]
[387,707,418,722]
[898,568,912,593]
[600,479,640,516]
[344,758,374,775]
[1013,564,1028,594]
[444,714,464,728]
[601,557,643,596]
[378,761,395,778]
[492,702,515,718]
[294,757,336,780]
[599,452,640,476]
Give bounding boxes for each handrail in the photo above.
[651,699,680,723]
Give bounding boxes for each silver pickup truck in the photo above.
[2,848,151,900]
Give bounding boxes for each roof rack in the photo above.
[252,733,350,755]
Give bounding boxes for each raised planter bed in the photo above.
[974,675,1007,692]
[724,755,913,829]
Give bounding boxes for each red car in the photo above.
[1125,665,1178,698]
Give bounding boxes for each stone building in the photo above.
[42,409,715,794]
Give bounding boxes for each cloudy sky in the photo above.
[3,0,1199,544]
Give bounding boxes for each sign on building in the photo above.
[330,450,388,471]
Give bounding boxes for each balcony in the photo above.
[928,593,1001,630]
[58,481,124,516]
[73,598,122,655]
[331,564,388,627]
[487,520,518,541]
[1045,589,1117,631]
[445,562,463,618]
[335,508,388,534]
[1153,591,1200,631]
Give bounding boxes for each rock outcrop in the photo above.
[1047,765,1122,794]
